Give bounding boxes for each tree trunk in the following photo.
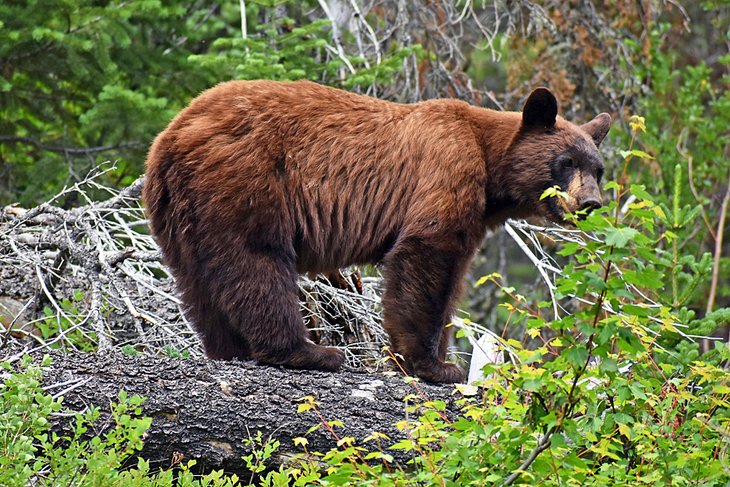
[29,349,462,475]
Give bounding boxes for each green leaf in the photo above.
[622,268,664,289]
[599,357,619,373]
[293,437,308,447]
[620,149,654,159]
[628,382,647,400]
[522,378,544,392]
[630,184,654,201]
[557,242,581,256]
[604,227,639,247]
[564,345,589,367]
[540,185,570,201]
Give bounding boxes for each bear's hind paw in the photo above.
[279,342,345,372]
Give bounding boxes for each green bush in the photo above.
[0,355,241,486]
[619,23,730,318]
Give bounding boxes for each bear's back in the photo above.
[144,80,487,273]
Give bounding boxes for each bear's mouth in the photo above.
[543,196,568,224]
[540,189,594,226]
[544,198,599,227]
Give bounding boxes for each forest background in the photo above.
[1,1,730,485]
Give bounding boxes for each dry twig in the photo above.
[0,164,387,365]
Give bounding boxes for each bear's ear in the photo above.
[581,113,612,147]
[521,87,558,130]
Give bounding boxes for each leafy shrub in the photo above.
[620,23,730,319]
[0,355,239,486]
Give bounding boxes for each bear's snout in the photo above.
[569,172,603,217]
[578,195,602,214]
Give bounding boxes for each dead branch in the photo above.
[0,165,388,365]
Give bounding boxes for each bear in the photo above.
[143,80,611,383]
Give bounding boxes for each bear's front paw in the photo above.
[412,361,465,384]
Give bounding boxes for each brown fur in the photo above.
[143,80,610,383]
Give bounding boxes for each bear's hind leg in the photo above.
[218,246,345,372]
[198,311,251,361]
[181,284,251,360]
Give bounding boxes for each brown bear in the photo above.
[143,80,611,383]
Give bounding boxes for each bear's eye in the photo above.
[561,158,575,169]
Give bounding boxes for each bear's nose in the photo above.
[578,197,602,214]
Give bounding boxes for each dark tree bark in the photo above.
[29,349,464,475]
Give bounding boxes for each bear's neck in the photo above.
[466,108,527,227]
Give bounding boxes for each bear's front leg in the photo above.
[382,235,473,383]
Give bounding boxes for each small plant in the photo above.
[0,355,150,485]
[37,290,97,352]
[162,345,192,360]
[241,431,281,483]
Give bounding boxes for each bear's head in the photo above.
[499,87,612,223]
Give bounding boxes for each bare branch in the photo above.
[500,427,555,487]
[0,166,388,364]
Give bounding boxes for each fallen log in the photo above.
[14,349,464,475]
